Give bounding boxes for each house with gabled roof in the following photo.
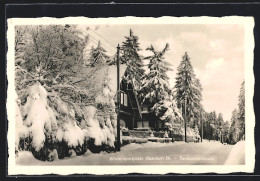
[76,64,144,130]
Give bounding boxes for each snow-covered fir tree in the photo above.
[121,29,145,90]
[228,81,245,144]
[174,52,203,128]
[229,109,240,144]
[238,81,245,140]
[140,43,183,131]
[88,41,110,67]
[209,111,218,140]
[216,113,224,141]
[153,99,184,132]
[140,43,172,104]
[223,121,230,143]
[192,78,203,126]
[94,68,118,149]
[15,92,29,155]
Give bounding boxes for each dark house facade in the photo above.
[141,101,164,131]
[117,71,163,131]
[79,64,162,131]
[116,75,142,130]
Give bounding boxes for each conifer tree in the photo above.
[121,29,145,90]
[223,121,230,143]
[88,41,110,67]
[209,111,217,140]
[238,81,245,140]
[228,81,245,144]
[94,68,117,149]
[174,52,203,127]
[140,43,172,105]
[229,109,240,144]
[139,43,183,130]
[216,113,224,141]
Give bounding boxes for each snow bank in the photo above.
[16,151,43,165]
[17,141,237,165]
[224,141,245,165]
[121,143,144,151]
[121,141,183,152]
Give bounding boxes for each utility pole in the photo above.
[184,97,187,143]
[116,44,121,151]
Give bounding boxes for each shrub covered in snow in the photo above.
[14,25,122,161]
[83,68,119,153]
[15,66,122,161]
[15,92,29,154]
[151,99,201,141]
[178,127,201,141]
[21,83,57,151]
[153,99,183,132]
[16,83,88,161]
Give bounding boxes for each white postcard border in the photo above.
[7,16,255,175]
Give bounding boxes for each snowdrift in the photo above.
[224,141,245,165]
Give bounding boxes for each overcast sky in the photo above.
[78,24,244,121]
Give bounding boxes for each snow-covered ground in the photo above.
[224,141,245,165]
[16,140,245,165]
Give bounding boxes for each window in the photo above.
[120,92,128,106]
[124,93,128,106]
[120,92,124,105]
[142,106,148,112]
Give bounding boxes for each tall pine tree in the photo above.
[209,111,217,140]
[223,121,230,143]
[140,43,172,104]
[121,29,145,90]
[174,52,203,127]
[238,81,245,140]
[140,43,183,130]
[216,113,224,141]
[88,41,110,67]
[228,81,245,144]
[229,109,240,144]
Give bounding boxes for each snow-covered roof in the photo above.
[75,64,127,95]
